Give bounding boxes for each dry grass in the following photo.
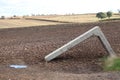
[28,14,98,23]
[0,14,120,29]
[0,19,61,29]
[28,14,120,23]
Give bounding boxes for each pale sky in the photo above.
[0,0,120,16]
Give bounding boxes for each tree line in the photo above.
[96,11,113,19]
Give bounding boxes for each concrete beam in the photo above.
[45,26,116,61]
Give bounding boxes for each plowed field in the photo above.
[0,21,120,80]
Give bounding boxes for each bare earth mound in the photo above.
[0,21,120,80]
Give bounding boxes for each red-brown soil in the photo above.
[0,21,120,80]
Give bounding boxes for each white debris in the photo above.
[10,65,27,69]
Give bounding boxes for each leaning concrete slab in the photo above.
[45,26,116,62]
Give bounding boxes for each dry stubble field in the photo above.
[0,20,120,80]
[0,14,119,29]
[27,14,120,23]
[0,19,61,29]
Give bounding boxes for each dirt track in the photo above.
[0,21,120,80]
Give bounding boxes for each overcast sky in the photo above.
[0,0,120,16]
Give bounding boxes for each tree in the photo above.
[1,16,5,19]
[118,9,120,15]
[107,11,112,18]
[13,15,16,17]
[96,12,107,19]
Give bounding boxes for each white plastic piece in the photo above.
[10,65,27,69]
[45,26,116,61]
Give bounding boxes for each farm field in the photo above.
[27,14,120,23]
[0,19,61,29]
[0,21,120,80]
[26,14,98,23]
[0,14,120,29]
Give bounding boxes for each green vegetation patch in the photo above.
[103,57,120,71]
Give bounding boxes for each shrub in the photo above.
[13,15,16,17]
[107,11,112,18]
[1,16,5,19]
[103,57,120,71]
[118,9,120,13]
[96,12,107,19]
[118,9,120,15]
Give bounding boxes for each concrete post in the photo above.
[45,26,116,61]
